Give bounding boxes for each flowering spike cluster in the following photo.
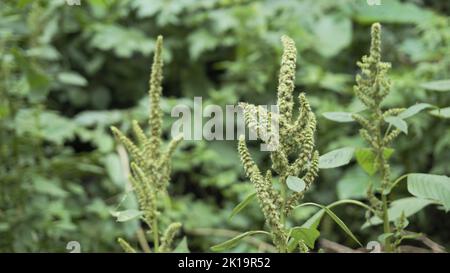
[352,24,410,252]
[148,35,164,160]
[111,36,182,253]
[237,36,319,252]
[352,23,404,190]
[159,222,182,252]
[354,23,392,110]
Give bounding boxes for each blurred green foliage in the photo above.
[0,0,449,252]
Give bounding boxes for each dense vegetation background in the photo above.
[1,0,449,252]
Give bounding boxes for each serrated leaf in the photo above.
[110,209,143,222]
[384,116,408,134]
[407,173,450,211]
[421,80,450,92]
[398,103,434,119]
[210,231,270,252]
[286,176,306,193]
[322,112,354,122]
[318,147,355,169]
[288,227,320,250]
[229,192,256,220]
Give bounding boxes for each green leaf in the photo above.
[378,233,394,243]
[297,202,362,246]
[313,16,352,57]
[229,192,256,220]
[57,72,87,86]
[90,24,154,58]
[322,112,354,122]
[362,197,435,228]
[421,80,450,92]
[173,237,190,253]
[318,147,355,169]
[384,116,408,134]
[286,176,306,193]
[104,154,126,187]
[110,209,143,222]
[353,0,433,24]
[398,103,434,119]
[188,30,219,60]
[210,231,271,252]
[337,168,372,199]
[288,227,320,250]
[407,173,450,211]
[33,177,68,198]
[355,148,394,176]
[429,107,450,119]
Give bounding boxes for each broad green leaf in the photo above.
[104,154,126,187]
[421,80,450,92]
[173,237,190,253]
[398,103,434,119]
[288,227,320,250]
[286,176,306,193]
[90,24,154,58]
[322,112,354,122]
[318,147,355,169]
[314,16,352,57]
[110,209,143,222]
[355,148,394,176]
[33,177,68,198]
[57,72,87,86]
[337,168,372,199]
[229,192,256,220]
[188,30,219,60]
[362,197,435,228]
[407,173,450,211]
[210,231,270,252]
[430,107,450,119]
[384,116,408,134]
[378,233,394,243]
[353,0,433,24]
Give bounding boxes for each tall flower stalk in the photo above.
[236,36,319,252]
[352,23,404,252]
[111,36,182,253]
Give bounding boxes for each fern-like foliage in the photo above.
[237,36,319,252]
[111,36,182,253]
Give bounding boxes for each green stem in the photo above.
[152,219,159,252]
[280,177,288,253]
[381,193,392,252]
[376,111,392,252]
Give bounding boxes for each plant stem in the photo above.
[152,219,159,252]
[279,176,288,253]
[136,228,151,253]
[381,193,392,252]
[376,111,392,252]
